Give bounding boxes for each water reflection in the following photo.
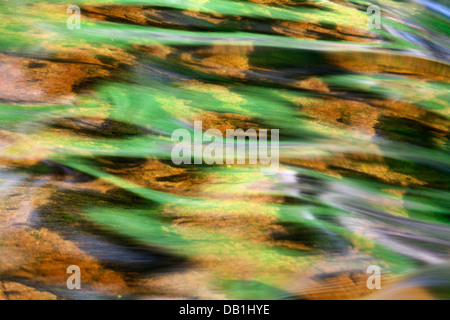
[0,0,449,299]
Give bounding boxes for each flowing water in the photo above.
[0,0,449,299]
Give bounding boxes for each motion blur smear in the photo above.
[0,0,449,300]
